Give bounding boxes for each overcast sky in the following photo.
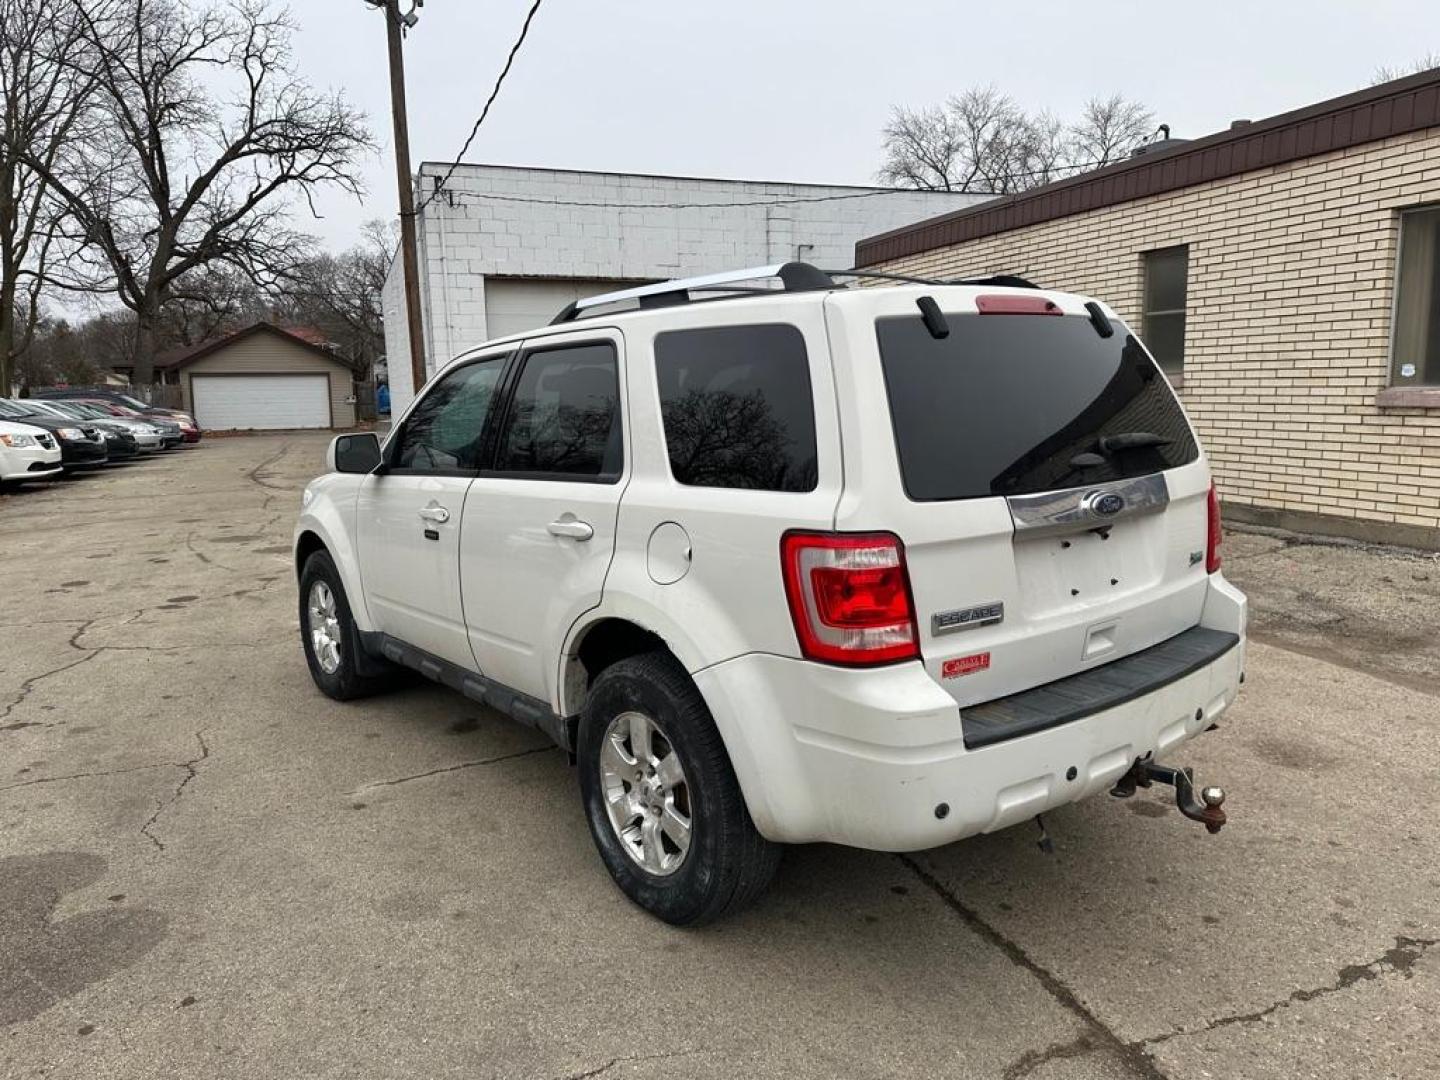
[290,0,1436,252]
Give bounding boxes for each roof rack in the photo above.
[547,262,1041,325]
[550,262,836,324]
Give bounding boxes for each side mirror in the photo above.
[328,432,382,474]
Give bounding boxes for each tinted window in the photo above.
[393,357,506,473]
[877,312,1198,501]
[654,324,817,492]
[493,343,622,480]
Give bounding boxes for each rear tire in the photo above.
[299,550,394,701]
[578,651,781,925]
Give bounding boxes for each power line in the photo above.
[417,153,1130,215]
[432,186,965,211]
[412,0,546,216]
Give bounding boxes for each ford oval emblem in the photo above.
[1093,492,1126,516]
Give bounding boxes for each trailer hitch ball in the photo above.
[1110,760,1228,834]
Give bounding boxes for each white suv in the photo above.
[294,264,1245,924]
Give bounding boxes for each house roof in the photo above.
[149,323,350,371]
[855,67,1440,267]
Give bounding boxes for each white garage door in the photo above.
[191,374,331,430]
[484,278,637,339]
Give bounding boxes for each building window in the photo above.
[1142,246,1189,375]
[1392,207,1440,387]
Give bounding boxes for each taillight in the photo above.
[1206,483,1223,574]
[780,532,919,665]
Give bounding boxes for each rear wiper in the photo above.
[1098,431,1170,454]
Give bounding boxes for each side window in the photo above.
[1142,245,1189,375]
[392,356,506,473]
[654,323,818,492]
[493,342,622,481]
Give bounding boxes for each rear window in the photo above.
[877,312,1198,501]
[654,324,818,492]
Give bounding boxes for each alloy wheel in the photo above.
[307,580,343,675]
[598,710,693,876]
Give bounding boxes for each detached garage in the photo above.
[170,323,357,430]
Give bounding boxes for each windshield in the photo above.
[117,394,150,410]
[0,399,38,419]
[876,312,1198,501]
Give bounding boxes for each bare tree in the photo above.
[1068,94,1155,169]
[1373,53,1440,84]
[20,0,373,385]
[0,0,102,395]
[879,86,1155,194]
[275,219,395,376]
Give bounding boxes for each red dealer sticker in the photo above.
[942,652,991,679]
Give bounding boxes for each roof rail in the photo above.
[550,262,835,324]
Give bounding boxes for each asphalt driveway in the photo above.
[2,434,1437,1079]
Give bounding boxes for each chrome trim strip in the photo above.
[1006,473,1169,538]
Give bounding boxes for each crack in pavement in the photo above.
[2,581,291,725]
[898,854,1170,1080]
[0,760,179,792]
[246,443,293,492]
[1002,1033,1098,1080]
[0,620,101,722]
[0,651,102,723]
[345,745,554,795]
[555,1048,707,1080]
[1136,934,1439,1048]
[139,731,210,851]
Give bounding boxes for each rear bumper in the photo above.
[695,575,1246,851]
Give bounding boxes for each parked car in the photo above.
[292,264,1246,925]
[19,399,158,455]
[0,419,63,488]
[67,400,184,448]
[0,399,107,469]
[36,388,201,437]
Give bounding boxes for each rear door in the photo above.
[827,289,1212,707]
[460,331,627,702]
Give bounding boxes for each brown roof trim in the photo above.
[165,322,350,372]
[856,68,1440,267]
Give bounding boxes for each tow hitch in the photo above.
[1110,758,1227,834]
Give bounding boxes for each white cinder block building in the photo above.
[382,164,984,412]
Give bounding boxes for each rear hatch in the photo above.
[840,291,1213,708]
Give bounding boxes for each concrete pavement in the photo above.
[1,434,1436,1079]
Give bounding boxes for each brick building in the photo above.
[382,164,982,413]
[856,70,1440,549]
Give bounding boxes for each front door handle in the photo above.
[547,518,594,541]
[418,505,451,524]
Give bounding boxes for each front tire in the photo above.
[299,550,392,701]
[578,651,781,925]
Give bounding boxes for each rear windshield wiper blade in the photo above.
[1098,431,1170,454]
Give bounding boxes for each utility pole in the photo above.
[376,0,428,397]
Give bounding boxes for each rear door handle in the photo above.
[418,505,450,524]
[547,518,594,541]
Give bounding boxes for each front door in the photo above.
[356,353,509,670]
[462,334,627,702]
